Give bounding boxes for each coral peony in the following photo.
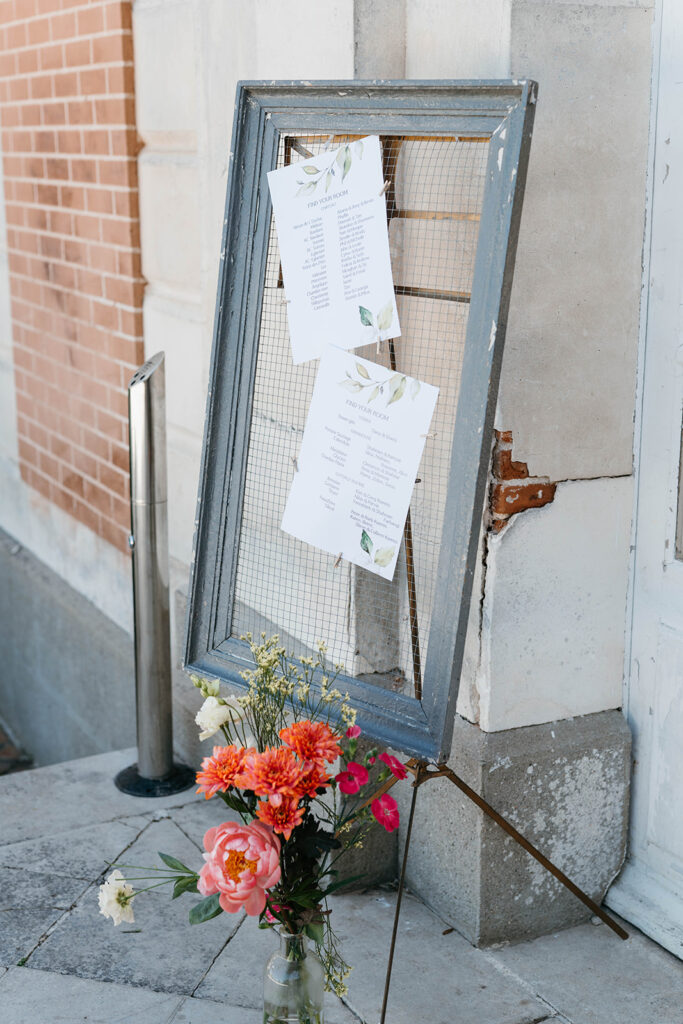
[196,745,249,799]
[198,820,281,916]
[371,793,400,832]
[256,795,305,840]
[279,720,342,767]
[237,745,302,797]
[378,752,408,780]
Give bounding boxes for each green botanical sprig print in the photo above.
[359,302,394,334]
[360,529,395,568]
[339,361,421,407]
[295,140,363,197]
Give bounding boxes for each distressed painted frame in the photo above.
[185,80,537,762]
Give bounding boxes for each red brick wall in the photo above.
[0,0,143,553]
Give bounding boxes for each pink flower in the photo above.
[378,752,408,780]
[346,725,361,739]
[265,899,291,923]
[336,770,360,795]
[368,755,376,765]
[198,820,281,916]
[371,793,400,832]
[346,761,369,786]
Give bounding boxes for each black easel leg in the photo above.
[380,766,422,1024]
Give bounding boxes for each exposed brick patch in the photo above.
[0,1,142,554]
[489,430,556,533]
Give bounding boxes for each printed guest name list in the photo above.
[282,347,438,581]
[267,135,400,364]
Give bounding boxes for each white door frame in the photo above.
[606,0,683,959]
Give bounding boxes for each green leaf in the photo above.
[173,875,199,899]
[342,146,352,181]
[296,181,317,197]
[374,546,395,568]
[377,302,393,332]
[410,378,421,399]
[387,375,407,406]
[158,852,193,874]
[355,362,370,380]
[355,140,364,158]
[303,165,319,175]
[325,170,333,193]
[340,379,364,393]
[360,529,373,555]
[335,147,346,171]
[189,894,223,925]
[367,385,379,403]
[304,921,325,945]
[323,874,365,896]
[359,306,374,327]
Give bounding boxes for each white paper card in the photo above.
[281,347,438,580]
[267,135,401,364]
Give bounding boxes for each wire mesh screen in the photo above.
[231,132,490,698]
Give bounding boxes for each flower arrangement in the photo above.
[99,634,407,1010]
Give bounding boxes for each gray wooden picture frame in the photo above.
[184,80,537,762]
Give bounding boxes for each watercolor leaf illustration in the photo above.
[377,302,394,332]
[340,379,364,394]
[373,546,395,568]
[387,373,407,406]
[360,529,373,555]
[359,301,394,335]
[294,138,361,198]
[339,363,420,409]
[336,144,352,181]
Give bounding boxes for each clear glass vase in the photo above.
[263,929,325,1024]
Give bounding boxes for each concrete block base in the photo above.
[396,711,631,946]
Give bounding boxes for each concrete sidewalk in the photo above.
[0,749,680,1024]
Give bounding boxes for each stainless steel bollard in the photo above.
[115,352,195,797]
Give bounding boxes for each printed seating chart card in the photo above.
[267,135,401,364]
[281,346,438,581]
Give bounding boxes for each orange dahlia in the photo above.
[256,795,304,840]
[196,745,249,799]
[237,745,302,798]
[295,761,330,799]
[279,720,342,767]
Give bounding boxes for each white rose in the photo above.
[195,696,245,741]
[98,869,135,926]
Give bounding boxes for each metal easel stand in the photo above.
[378,759,629,1024]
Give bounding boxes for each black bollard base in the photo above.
[114,762,196,798]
